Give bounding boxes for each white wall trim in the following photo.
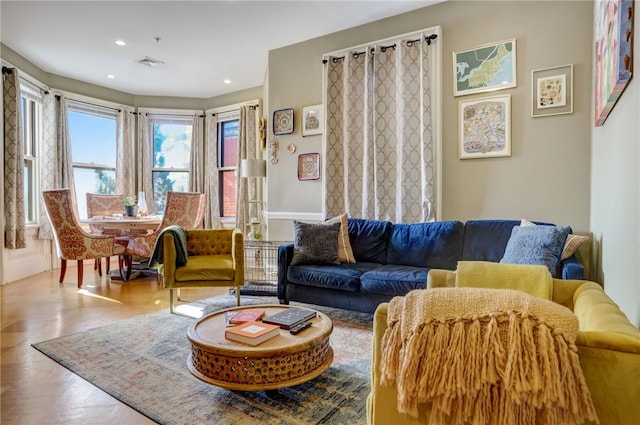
[265,211,324,222]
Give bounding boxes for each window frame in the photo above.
[217,113,239,219]
[20,83,42,225]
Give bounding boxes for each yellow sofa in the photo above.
[367,271,640,425]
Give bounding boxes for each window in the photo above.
[218,117,239,217]
[20,85,41,224]
[67,102,117,219]
[151,117,192,213]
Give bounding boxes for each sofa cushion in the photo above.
[287,262,381,292]
[291,220,341,266]
[520,218,589,260]
[385,221,464,269]
[359,265,429,296]
[501,225,570,277]
[324,213,356,263]
[461,219,554,262]
[347,218,392,264]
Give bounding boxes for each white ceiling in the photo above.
[1,1,440,99]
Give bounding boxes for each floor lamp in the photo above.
[240,158,267,240]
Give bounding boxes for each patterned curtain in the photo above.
[137,112,154,215]
[204,113,221,228]
[55,95,78,217]
[235,105,258,231]
[324,34,438,223]
[3,67,26,249]
[189,113,204,193]
[38,89,57,240]
[115,109,135,196]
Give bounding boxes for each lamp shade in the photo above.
[240,159,266,178]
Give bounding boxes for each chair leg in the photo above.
[59,259,67,284]
[105,256,111,274]
[118,254,132,281]
[94,258,100,271]
[77,260,84,288]
[235,286,241,306]
[169,289,175,314]
[97,258,102,277]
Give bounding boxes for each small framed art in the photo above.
[302,104,323,136]
[531,64,573,117]
[273,108,294,135]
[453,38,517,96]
[298,153,320,181]
[459,94,511,159]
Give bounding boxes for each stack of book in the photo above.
[224,321,280,346]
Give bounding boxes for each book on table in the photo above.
[224,321,280,346]
[262,308,317,329]
[228,308,266,325]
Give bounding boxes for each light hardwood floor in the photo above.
[1,264,229,425]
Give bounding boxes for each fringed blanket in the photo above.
[380,288,598,425]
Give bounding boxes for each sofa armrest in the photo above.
[161,232,178,287]
[232,229,244,286]
[278,243,294,301]
[560,254,584,280]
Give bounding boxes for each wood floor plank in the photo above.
[1,267,229,425]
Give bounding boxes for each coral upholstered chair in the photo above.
[120,191,206,279]
[42,189,127,288]
[86,193,126,274]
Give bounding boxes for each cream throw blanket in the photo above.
[380,288,598,425]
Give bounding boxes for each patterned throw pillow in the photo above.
[291,220,341,266]
[502,225,570,277]
[520,219,589,260]
[324,213,356,263]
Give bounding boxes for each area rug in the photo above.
[32,295,374,425]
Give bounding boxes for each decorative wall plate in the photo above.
[273,108,294,135]
[287,143,296,154]
[298,153,320,181]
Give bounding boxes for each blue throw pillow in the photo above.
[501,225,570,277]
[291,220,341,266]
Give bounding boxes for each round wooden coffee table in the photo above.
[186,305,333,391]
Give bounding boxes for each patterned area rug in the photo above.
[32,295,373,425]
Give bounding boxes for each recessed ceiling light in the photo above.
[224,79,231,84]
[115,40,126,46]
[107,74,115,79]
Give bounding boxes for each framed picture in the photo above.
[594,0,634,126]
[531,64,574,117]
[453,38,517,96]
[273,108,294,135]
[459,94,511,159]
[302,104,323,136]
[298,153,320,181]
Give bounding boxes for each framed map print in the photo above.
[273,108,294,135]
[531,64,574,117]
[459,94,511,159]
[298,153,320,180]
[453,38,517,96]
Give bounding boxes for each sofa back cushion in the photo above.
[347,218,392,264]
[386,221,464,269]
[461,219,554,262]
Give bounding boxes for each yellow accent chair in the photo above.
[159,228,244,314]
[367,267,640,425]
[42,188,126,287]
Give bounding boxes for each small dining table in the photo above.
[81,215,163,281]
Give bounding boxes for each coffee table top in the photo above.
[186,304,334,390]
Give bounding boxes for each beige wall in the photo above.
[590,0,640,327]
[265,1,593,240]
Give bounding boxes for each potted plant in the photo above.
[123,195,138,217]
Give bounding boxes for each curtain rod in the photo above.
[209,103,259,116]
[322,33,438,64]
[56,95,122,113]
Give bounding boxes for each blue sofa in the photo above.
[277,218,585,313]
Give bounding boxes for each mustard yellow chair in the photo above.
[367,267,640,425]
[159,228,244,314]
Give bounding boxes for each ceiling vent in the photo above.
[137,56,164,68]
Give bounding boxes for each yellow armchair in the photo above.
[159,228,244,314]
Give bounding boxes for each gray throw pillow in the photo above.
[291,220,341,266]
[501,225,570,277]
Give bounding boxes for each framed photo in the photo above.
[302,104,323,136]
[459,94,511,159]
[298,153,320,181]
[453,38,517,96]
[273,108,294,135]
[594,0,634,126]
[531,64,574,117]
